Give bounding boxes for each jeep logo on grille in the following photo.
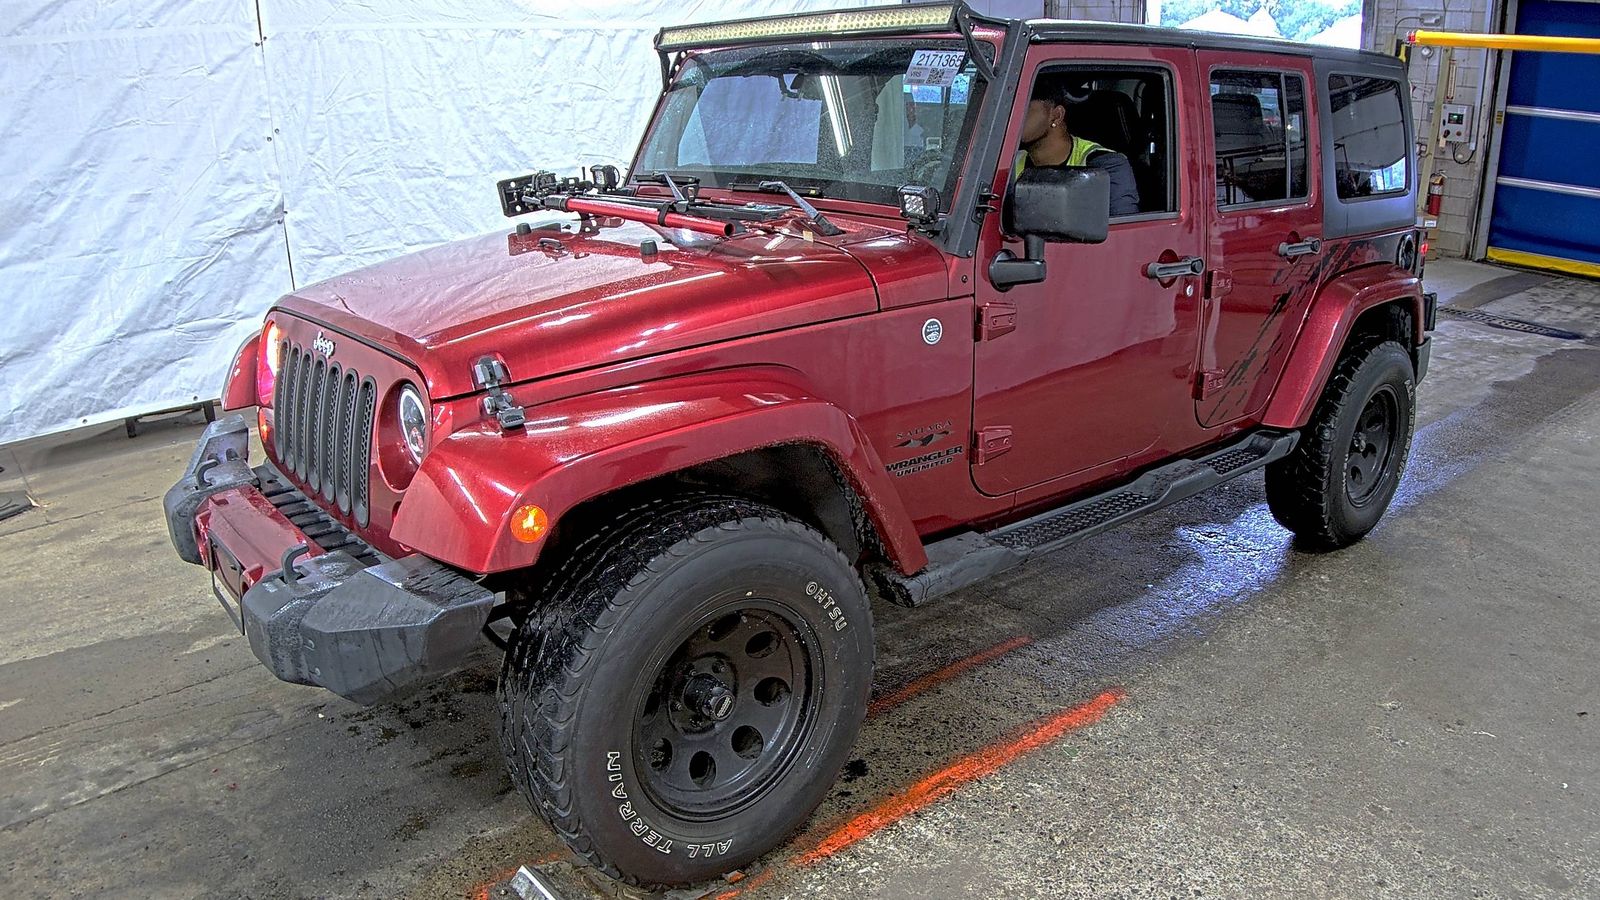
[312,332,336,358]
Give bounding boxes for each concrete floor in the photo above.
[2,259,1597,899]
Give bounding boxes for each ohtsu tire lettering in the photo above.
[804,580,850,631]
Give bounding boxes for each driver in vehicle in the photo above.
[1015,80,1140,216]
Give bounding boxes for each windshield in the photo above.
[635,40,990,210]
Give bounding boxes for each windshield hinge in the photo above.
[953,9,996,82]
[974,191,1001,223]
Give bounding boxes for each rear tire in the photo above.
[1266,340,1415,549]
[497,495,872,887]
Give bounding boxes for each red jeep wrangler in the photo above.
[166,2,1433,887]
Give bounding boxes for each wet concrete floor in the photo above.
[1,260,1596,899]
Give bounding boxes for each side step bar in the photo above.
[873,430,1298,607]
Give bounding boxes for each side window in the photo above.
[1327,75,1408,199]
[1210,70,1308,207]
[1023,66,1178,217]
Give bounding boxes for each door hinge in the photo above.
[974,425,1013,465]
[1193,369,1227,400]
[976,300,1017,341]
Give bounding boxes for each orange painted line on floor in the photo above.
[867,635,1034,717]
[798,688,1125,865]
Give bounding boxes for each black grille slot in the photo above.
[307,358,327,493]
[295,348,315,478]
[273,341,378,529]
[320,363,342,503]
[352,377,376,528]
[336,370,357,515]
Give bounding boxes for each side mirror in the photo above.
[989,166,1111,291]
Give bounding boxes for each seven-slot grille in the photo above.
[275,340,377,527]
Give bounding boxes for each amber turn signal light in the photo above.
[510,504,549,543]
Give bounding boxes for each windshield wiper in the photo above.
[729,180,843,236]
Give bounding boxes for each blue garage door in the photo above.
[1487,0,1600,277]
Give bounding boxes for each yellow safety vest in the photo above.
[1012,136,1108,178]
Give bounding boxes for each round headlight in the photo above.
[398,385,429,463]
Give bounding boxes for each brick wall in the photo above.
[1364,0,1503,258]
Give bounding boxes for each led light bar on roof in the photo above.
[656,3,960,51]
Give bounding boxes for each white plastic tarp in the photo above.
[1,1,287,444]
[0,0,871,444]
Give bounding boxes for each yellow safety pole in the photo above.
[1407,29,1600,54]
[1403,29,1600,272]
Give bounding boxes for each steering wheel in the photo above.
[907,153,945,190]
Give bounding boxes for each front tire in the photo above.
[498,496,873,887]
[1266,340,1416,549]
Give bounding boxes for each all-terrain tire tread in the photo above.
[1265,338,1413,549]
[496,493,868,888]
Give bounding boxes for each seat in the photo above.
[1071,89,1140,152]
[1070,89,1158,212]
[1210,92,1280,204]
[1211,92,1272,155]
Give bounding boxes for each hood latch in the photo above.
[472,356,527,431]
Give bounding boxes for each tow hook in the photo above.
[472,356,527,431]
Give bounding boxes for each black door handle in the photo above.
[1278,237,1322,259]
[1143,256,1205,279]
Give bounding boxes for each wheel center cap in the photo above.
[685,673,735,721]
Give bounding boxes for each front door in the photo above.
[971,44,1204,497]
[1194,52,1322,428]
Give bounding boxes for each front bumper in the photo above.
[165,415,495,704]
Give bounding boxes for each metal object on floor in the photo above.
[0,490,34,522]
[508,865,564,900]
[497,857,763,900]
[1436,306,1584,340]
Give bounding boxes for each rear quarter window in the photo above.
[1327,75,1408,200]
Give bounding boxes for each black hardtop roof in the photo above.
[658,3,1401,75]
[1026,18,1403,71]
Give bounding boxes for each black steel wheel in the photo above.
[633,603,818,820]
[1346,385,1400,507]
[1266,339,1416,549]
[498,495,872,888]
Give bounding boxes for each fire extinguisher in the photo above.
[1426,172,1446,216]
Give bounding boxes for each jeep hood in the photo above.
[275,218,888,399]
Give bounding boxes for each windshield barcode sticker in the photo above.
[905,49,964,87]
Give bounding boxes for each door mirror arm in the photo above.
[988,235,1047,292]
[987,167,1110,292]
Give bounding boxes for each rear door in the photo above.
[969,43,1205,497]
[1195,51,1322,428]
